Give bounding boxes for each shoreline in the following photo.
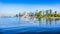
[43,17,60,19]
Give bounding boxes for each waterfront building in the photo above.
[50,9,52,14]
[55,11,57,15]
[15,14,18,17]
[22,12,30,18]
[46,10,49,16]
[54,11,57,17]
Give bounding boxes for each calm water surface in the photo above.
[0,17,60,34]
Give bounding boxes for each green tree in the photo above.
[36,11,43,18]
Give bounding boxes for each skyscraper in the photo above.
[50,9,52,14]
[46,10,49,16]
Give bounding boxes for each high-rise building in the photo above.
[50,9,52,14]
[15,14,18,17]
[46,10,49,16]
[55,11,57,15]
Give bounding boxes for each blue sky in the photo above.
[0,0,60,15]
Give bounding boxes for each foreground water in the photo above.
[0,17,60,34]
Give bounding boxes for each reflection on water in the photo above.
[0,17,60,33]
[0,17,60,28]
[37,18,60,27]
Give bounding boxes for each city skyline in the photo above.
[0,0,60,15]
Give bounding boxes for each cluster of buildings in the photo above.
[0,9,59,18]
[15,9,58,18]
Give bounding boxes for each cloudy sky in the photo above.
[0,0,60,15]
